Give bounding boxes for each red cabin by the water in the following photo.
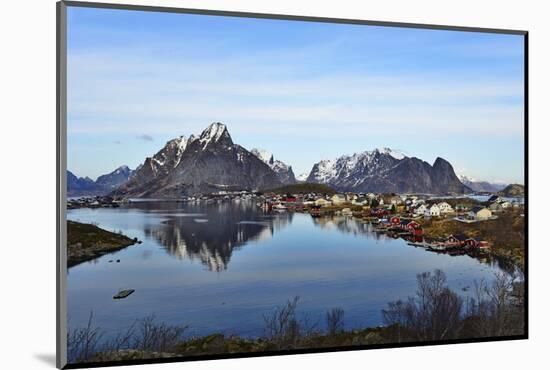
[411,227,423,236]
[465,237,490,249]
[447,234,468,247]
[390,216,401,225]
[405,220,420,231]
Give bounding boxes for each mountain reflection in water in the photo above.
[67,200,513,339]
[142,201,293,271]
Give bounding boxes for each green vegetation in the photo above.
[420,209,525,267]
[68,270,524,364]
[266,183,336,195]
[67,220,138,267]
[498,184,525,197]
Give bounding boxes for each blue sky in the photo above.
[67,6,525,184]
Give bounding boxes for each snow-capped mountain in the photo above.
[112,123,283,197]
[95,165,136,190]
[296,173,309,182]
[306,148,469,194]
[250,148,296,184]
[459,175,507,193]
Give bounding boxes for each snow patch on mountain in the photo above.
[250,148,273,164]
[377,147,407,160]
[251,148,296,184]
[199,122,229,148]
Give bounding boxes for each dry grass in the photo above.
[67,221,138,267]
[420,209,525,266]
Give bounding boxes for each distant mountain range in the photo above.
[458,175,507,193]
[69,122,514,198]
[67,166,136,196]
[306,148,470,194]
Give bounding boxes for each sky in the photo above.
[66,6,525,184]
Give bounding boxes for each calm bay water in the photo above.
[67,200,509,339]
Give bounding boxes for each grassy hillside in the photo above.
[67,221,138,267]
[498,184,525,197]
[265,183,336,195]
[420,209,525,267]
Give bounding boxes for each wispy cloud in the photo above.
[136,134,153,142]
[66,8,524,183]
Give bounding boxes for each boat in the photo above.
[113,289,135,299]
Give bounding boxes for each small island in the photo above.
[67,220,138,267]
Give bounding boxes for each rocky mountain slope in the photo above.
[459,175,507,193]
[112,123,283,198]
[306,148,469,194]
[498,183,525,197]
[67,166,136,196]
[250,148,296,184]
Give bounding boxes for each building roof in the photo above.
[471,206,488,213]
[449,233,468,241]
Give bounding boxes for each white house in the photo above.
[501,201,512,208]
[389,196,402,205]
[331,194,347,205]
[315,198,332,207]
[488,195,504,203]
[352,197,369,206]
[469,206,492,220]
[414,204,428,216]
[425,204,441,217]
[437,202,454,214]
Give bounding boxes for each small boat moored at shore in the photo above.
[113,289,135,299]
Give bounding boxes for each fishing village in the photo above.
[253,186,525,266]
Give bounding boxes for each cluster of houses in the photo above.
[67,195,121,209]
[372,216,490,252]
[262,191,509,222]
[486,195,517,212]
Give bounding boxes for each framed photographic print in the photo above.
[57,1,528,368]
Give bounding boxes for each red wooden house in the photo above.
[446,234,468,247]
[406,220,420,231]
[411,227,424,236]
[465,237,491,250]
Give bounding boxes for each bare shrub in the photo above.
[262,296,319,349]
[133,315,189,353]
[67,312,103,363]
[326,308,345,335]
[382,269,463,341]
[383,269,525,342]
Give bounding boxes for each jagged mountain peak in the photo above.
[198,122,232,148]
[251,148,296,184]
[374,147,407,160]
[307,148,467,194]
[250,148,273,163]
[112,123,284,197]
